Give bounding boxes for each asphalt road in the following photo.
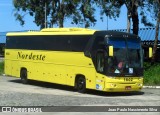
[0,57,3,62]
[0,75,160,115]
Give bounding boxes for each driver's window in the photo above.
[96,52,104,73]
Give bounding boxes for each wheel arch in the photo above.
[74,74,86,87]
[20,67,28,84]
[74,74,86,93]
[20,67,27,77]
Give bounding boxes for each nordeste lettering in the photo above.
[17,52,46,61]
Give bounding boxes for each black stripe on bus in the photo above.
[6,35,92,52]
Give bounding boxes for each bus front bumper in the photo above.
[104,82,143,92]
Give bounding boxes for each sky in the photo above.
[0,0,157,32]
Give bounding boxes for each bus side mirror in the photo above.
[149,47,153,58]
[109,46,113,57]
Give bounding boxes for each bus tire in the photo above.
[20,69,28,84]
[76,76,86,93]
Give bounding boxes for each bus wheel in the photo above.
[20,69,28,84]
[77,77,86,93]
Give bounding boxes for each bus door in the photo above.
[95,51,105,90]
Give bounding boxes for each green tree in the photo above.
[123,0,154,34]
[131,0,159,63]
[96,0,154,35]
[148,0,160,63]
[95,0,122,30]
[13,0,51,29]
[49,0,96,28]
[13,0,97,29]
[118,0,145,35]
[125,0,139,34]
[96,0,140,34]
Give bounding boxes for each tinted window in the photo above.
[6,35,91,52]
[127,38,141,49]
[107,37,126,48]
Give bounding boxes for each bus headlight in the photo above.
[110,83,117,87]
[138,83,143,87]
[108,76,116,79]
[138,77,143,81]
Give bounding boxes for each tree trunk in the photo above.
[59,16,64,28]
[59,21,64,28]
[127,10,131,33]
[131,4,139,35]
[151,11,160,63]
[58,1,64,28]
[40,19,45,29]
[40,5,46,29]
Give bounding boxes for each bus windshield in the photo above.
[106,37,143,76]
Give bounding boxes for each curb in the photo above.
[143,86,160,89]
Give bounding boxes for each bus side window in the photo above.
[96,52,104,73]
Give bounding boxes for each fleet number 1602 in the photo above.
[124,78,133,81]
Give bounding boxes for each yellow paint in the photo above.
[5,49,96,89]
[96,73,143,92]
[109,46,113,57]
[149,47,153,58]
[5,28,143,92]
[7,28,96,36]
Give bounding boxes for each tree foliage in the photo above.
[124,0,156,34]
[13,0,97,29]
[13,0,159,35]
[94,0,122,24]
[148,0,160,63]
[95,0,156,35]
[95,0,139,34]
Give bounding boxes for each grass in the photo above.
[0,61,4,75]
[144,62,160,85]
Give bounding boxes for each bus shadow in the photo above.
[8,79,76,92]
[8,79,144,97]
[85,89,144,97]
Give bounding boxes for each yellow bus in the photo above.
[5,28,144,93]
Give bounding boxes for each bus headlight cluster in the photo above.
[138,77,143,81]
[108,77,116,79]
[110,83,117,87]
[138,83,143,87]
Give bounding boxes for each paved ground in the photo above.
[0,75,160,115]
[0,57,4,62]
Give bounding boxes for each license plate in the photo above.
[125,86,131,90]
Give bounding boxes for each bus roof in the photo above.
[6,28,96,36]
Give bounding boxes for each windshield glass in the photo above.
[127,38,142,68]
[106,37,143,76]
